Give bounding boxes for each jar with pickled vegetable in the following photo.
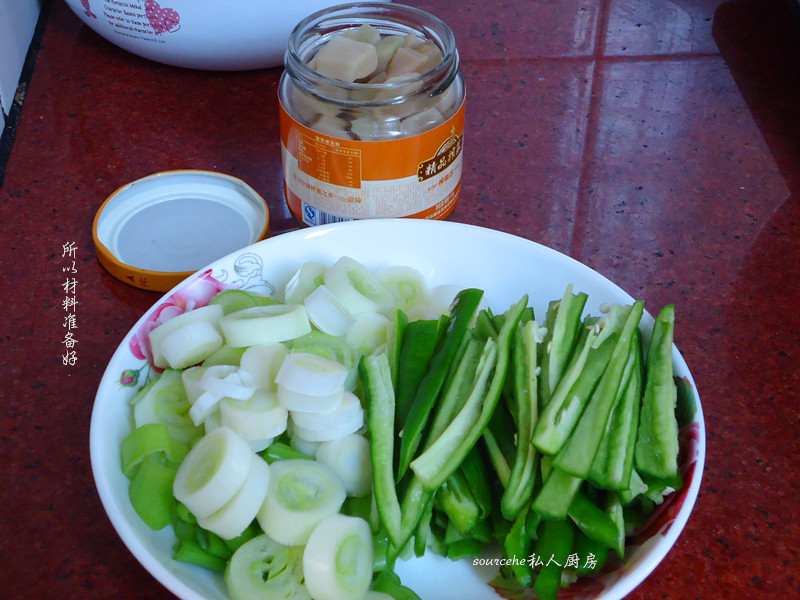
[278,3,466,226]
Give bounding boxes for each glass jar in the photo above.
[278,2,465,226]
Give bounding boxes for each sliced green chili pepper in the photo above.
[635,304,680,480]
[120,422,189,478]
[553,301,644,478]
[531,518,576,600]
[360,353,403,546]
[410,295,528,490]
[503,503,535,588]
[394,318,439,429]
[532,328,617,456]
[589,331,642,490]
[539,285,588,409]
[502,320,541,520]
[397,288,485,478]
[128,453,179,530]
[531,465,583,520]
[567,490,619,551]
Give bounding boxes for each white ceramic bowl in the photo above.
[91,219,705,600]
[64,0,388,70]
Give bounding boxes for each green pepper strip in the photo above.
[387,308,409,393]
[503,503,535,588]
[531,465,583,520]
[588,331,643,490]
[172,540,228,572]
[605,492,627,558]
[394,318,439,430]
[435,469,480,536]
[553,300,645,478]
[502,320,541,520]
[634,304,680,480]
[573,529,610,576]
[128,453,178,530]
[539,286,588,409]
[532,328,617,456]
[567,490,619,551]
[371,570,423,600]
[410,295,529,490]
[397,288,485,478]
[532,518,577,600]
[120,422,189,478]
[259,441,312,463]
[360,353,404,547]
[459,447,493,520]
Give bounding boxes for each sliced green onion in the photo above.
[239,343,288,392]
[284,260,328,304]
[303,514,374,600]
[160,320,224,370]
[225,534,310,600]
[220,390,288,443]
[344,312,391,356]
[173,426,254,519]
[275,352,349,396]
[210,289,277,315]
[304,284,355,337]
[149,304,225,369]
[220,304,312,348]
[197,453,271,540]
[257,458,346,546]
[323,256,396,316]
[181,365,208,405]
[289,391,364,442]
[376,265,431,309]
[315,433,373,497]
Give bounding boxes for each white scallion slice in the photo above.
[257,458,346,546]
[289,391,364,442]
[303,514,373,600]
[343,312,390,356]
[278,385,344,414]
[220,390,288,442]
[315,433,373,497]
[181,365,208,405]
[220,304,312,348]
[160,320,224,370]
[201,366,257,401]
[284,260,328,304]
[226,534,310,600]
[239,343,288,392]
[204,409,222,433]
[275,352,349,396]
[149,304,224,369]
[173,426,253,519]
[188,390,224,426]
[304,285,355,336]
[197,453,270,540]
[289,428,322,457]
[376,265,431,308]
[245,437,275,453]
[323,256,396,316]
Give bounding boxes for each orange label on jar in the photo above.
[279,99,465,225]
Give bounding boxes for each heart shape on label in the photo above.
[144,0,181,34]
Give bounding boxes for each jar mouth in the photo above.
[284,2,459,105]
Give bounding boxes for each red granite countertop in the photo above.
[1,0,798,598]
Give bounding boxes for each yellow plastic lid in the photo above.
[93,170,269,292]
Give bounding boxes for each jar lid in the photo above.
[92,170,269,292]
